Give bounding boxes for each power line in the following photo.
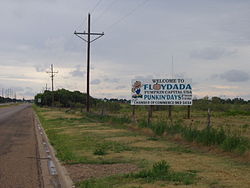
[90,0,104,14]
[74,0,104,34]
[93,0,120,24]
[105,0,150,31]
[75,16,87,31]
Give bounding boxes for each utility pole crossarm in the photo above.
[74,31,88,42]
[75,31,104,35]
[74,32,104,43]
[90,34,104,43]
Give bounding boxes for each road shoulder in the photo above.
[33,110,74,188]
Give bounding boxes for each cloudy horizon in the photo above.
[1,0,250,100]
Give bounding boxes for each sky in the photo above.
[0,0,250,100]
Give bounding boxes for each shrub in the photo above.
[93,147,107,155]
[151,122,166,136]
[161,121,250,154]
[221,135,249,153]
[152,160,171,176]
[138,119,150,128]
[129,160,196,184]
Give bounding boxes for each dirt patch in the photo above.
[130,140,170,148]
[81,129,128,134]
[65,163,139,182]
[43,111,81,119]
[105,136,145,144]
[76,123,104,128]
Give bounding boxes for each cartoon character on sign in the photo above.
[132,81,143,98]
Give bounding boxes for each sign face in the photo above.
[131,78,192,105]
[38,98,42,103]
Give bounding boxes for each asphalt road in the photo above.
[0,104,41,188]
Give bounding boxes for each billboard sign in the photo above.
[131,78,192,105]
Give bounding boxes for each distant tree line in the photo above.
[195,96,250,105]
[34,89,94,108]
[151,96,250,112]
[0,97,22,103]
[34,89,128,112]
[35,89,250,113]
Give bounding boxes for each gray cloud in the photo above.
[69,65,85,77]
[134,75,153,80]
[220,70,249,82]
[35,64,47,72]
[115,85,127,90]
[91,79,101,85]
[1,0,250,100]
[19,87,35,98]
[190,47,236,60]
[104,78,120,83]
[13,87,24,92]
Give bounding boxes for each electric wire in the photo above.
[93,0,120,24]
[75,0,103,32]
[104,0,150,31]
[75,16,87,31]
[90,0,104,14]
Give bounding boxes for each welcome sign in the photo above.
[131,78,192,105]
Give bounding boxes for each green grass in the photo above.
[34,106,250,188]
[224,110,250,116]
[76,175,132,188]
[76,161,197,188]
[34,106,137,164]
[136,117,250,154]
[93,141,133,155]
[166,146,193,153]
[146,137,159,141]
[34,105,250,154]
[128,160,196,185]
[0,103,20,108]
[93,145,107,155]
[47,129,134,163]
[86,113,131,125]
[46,129,82,163]
[242,124,250,129]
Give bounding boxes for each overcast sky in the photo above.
[1,0,250,100]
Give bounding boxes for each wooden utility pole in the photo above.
[207,108,211,127]
[74,13,104,112]
[187,105,191,119]
[46,64,58,106]
[168,105,172,119]
[147,105,153,125]
[132,105,136,122]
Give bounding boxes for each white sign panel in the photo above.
[131,78,192,105]
[38,98,42,103]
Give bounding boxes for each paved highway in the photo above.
[0,104,41,188]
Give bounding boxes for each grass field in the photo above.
[34,106,250,188]
[0,103,20,108]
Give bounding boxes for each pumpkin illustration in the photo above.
[153,84,161,90]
